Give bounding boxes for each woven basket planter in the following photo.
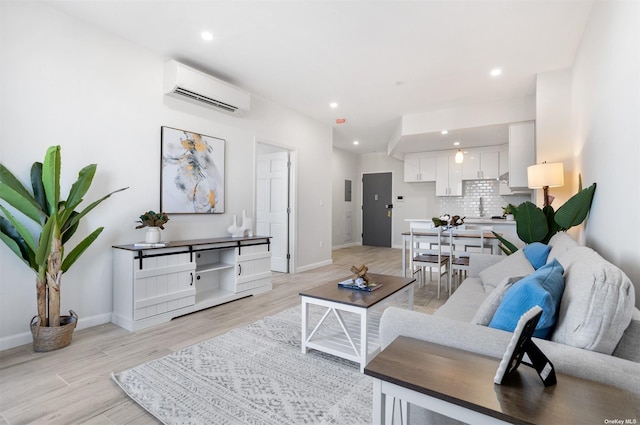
[30,310,78,352]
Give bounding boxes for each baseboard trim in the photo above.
[296,259,333,273]
[0,312,112,352]
[332,242,361,250]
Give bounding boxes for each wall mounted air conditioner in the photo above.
[164,60,250,117]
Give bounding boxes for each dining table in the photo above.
[401,223,502,278]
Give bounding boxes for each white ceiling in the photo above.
[43,0,594,155]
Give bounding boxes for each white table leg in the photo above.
[402,234,407,277]
[301,298,308,354]
[373,378,385,424]
[361,308,368,373]
[407,282,414,310]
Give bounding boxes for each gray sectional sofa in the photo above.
[379,232,639,423]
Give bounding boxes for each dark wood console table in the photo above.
[364,336,639,424]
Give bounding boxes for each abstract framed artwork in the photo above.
[160,126,225,214]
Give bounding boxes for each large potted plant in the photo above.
[495,176,596,255]
[0,145,127,351]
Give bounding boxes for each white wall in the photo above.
[536,69,574,208]
[332,148,361,248]
[569,0,640,305]
[0,1,333,348]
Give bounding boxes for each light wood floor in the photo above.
[0,245,448,425]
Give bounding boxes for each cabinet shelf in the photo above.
[196,287,237,305]
[196,262,234,273]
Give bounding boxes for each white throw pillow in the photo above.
[471,276,523,326]
[547,232,580,263]
[551,247,635,354]
[478,250,534,292]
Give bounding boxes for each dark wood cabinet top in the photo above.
[112,235,271,251]
[299,274,415,308]
[365,336,640,425]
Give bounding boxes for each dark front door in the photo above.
[362,172,392,247]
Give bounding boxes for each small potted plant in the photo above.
[136,210,169,243]
[502,204,517,220]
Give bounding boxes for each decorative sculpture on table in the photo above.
[227,209,254,237]
[338,264,381,291]
[350,264,371,284]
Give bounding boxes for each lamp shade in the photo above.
[527,162,564,189]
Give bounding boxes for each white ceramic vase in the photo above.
[227,215,244,237]
[145,227,161,243]
[242,209,254,237]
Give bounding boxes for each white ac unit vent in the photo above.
[164,60,250,117]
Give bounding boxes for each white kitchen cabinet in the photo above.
[112,236,272,331]
[499,148,509,177]
[508,121,536,189]
[462,149,500,180]
[436,155,462,196]
[404,154,436,182]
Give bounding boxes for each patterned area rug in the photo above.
[112,307,373,424]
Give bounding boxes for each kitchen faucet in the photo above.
[479,197,484,217]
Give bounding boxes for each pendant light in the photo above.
[455,131,464,163]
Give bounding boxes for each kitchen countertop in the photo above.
[464,217,516,225]
[405,218,516,225]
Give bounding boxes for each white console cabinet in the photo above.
[112,236,271,331]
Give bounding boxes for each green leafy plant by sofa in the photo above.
[0,145,127,328]
[494,177,596,255]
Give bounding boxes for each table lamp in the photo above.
[527,162,564,207]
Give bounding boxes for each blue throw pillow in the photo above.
[488,259,565,339]
[524,242,551,270]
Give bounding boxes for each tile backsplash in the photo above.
[439,180,531,218]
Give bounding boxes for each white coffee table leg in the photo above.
[360,308,368,373]
[373,378,385,424]
[301,297,309,354]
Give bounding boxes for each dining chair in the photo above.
[409,221,450,299]
[448,225,493,288]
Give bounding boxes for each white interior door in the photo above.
[256,151,290,272]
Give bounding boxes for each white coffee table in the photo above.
[299,273,415,372]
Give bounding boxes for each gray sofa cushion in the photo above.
[552,247,635,354]
[471,276,523,326]
[434,277,487,322]
[478,250,534,291]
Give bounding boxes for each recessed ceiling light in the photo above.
[454,141,460,146]
[201,31,214,41]
[330,102,338,108]
[441,130,448,135]
[490,68,502,77]
[353,141,359,145]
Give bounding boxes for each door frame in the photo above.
[360,170,394,247]
[254,138,297,273]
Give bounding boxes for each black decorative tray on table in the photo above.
[338,279,383,292]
